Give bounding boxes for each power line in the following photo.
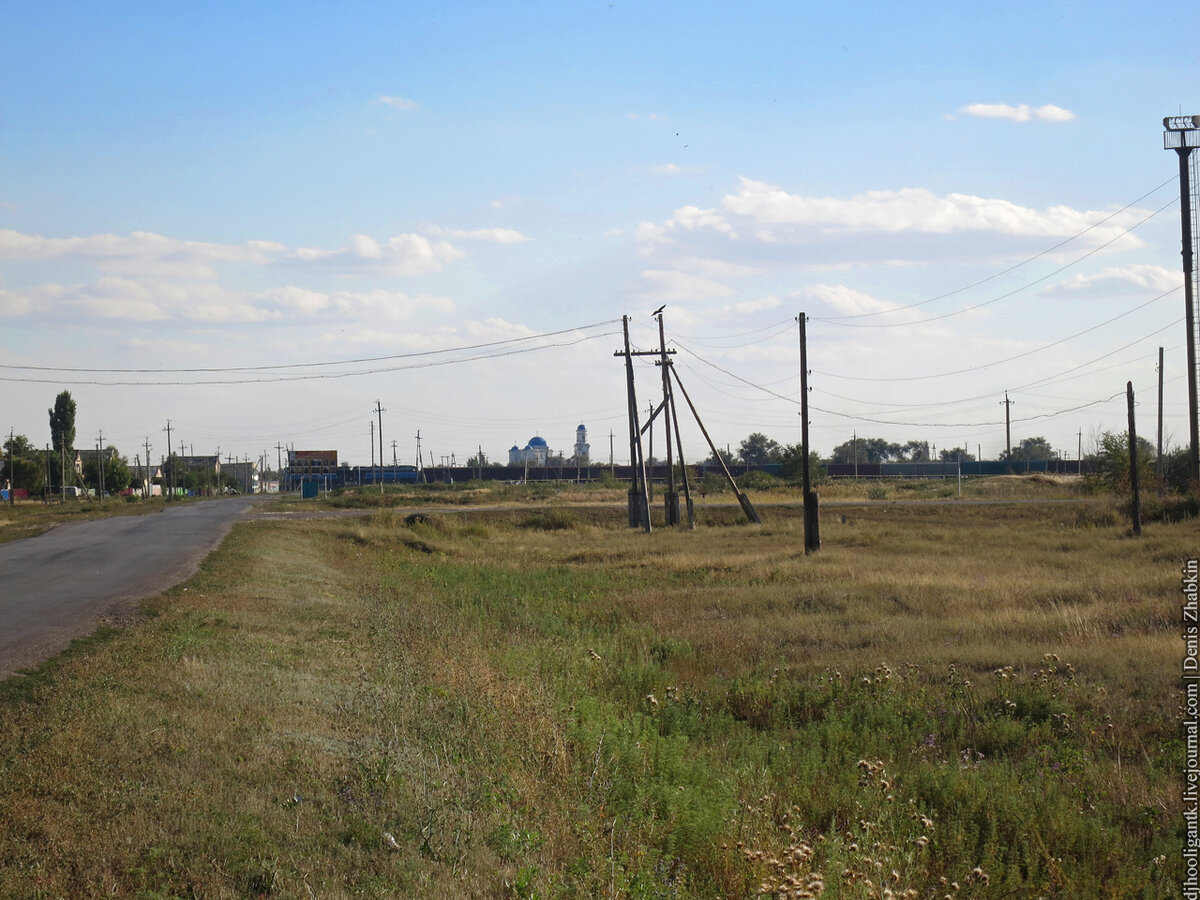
[812,285,1180,383]
[814,177,1178,324]
[0,326,621,386]
[813,196,1178,329]
[810,391,1126,429]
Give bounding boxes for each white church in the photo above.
[509,425,590,466]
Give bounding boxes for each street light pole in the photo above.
[1164,114,1200,486]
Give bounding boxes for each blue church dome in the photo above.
[528,436,547,447]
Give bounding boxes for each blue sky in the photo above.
[2,1,1197,470]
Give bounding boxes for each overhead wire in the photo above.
[0,324,622,386]
[812,195,1178,330]
[812,284,1180,383]
[813,176,1178,324]
[0,319,621,375]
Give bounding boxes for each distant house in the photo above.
[130,461,163,496]
[223,460,259,493]
[176,455,221,478]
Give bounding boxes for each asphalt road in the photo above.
[0,496,263,679]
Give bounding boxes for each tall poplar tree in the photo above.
[49,390,76,453]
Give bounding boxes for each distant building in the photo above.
[509,436,549,466]
[223,460,259,493]
[288,450,338,477]
[573,424,590,463]
[176,455,221,478]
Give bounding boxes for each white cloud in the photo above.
[0,276,456,326]
[293,233,464,275]
[0,287,33,316]
[424,225,530,244]
[958,103,1076,122]
[0,229,287,279]
[635,269,736,302]
[719,178,1140,245]
[377,95,422,111]
[1045,264,1182,295]
[797,283,897,317]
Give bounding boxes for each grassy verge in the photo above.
[0,501,1187,897]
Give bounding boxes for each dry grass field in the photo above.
[0,484,1190,898]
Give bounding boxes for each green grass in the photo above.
[0,498,1187,898]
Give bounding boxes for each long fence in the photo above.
[285,458,1086,489]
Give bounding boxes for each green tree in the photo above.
[81,446,133,495]
[1004,436,1055,461]
[3,433,46,495]
[1085,431,1156,492]
[939,446,976,462]
[702,447,734,468]
[899,440,930,462]
[49,391,76,454]
[829,436,901,465]
[737,432,782,467]
[777,443,826,483]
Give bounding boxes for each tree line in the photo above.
[2,391,249,500]
[691,430,1195,494]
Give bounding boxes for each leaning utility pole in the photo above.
[798,313,820,552]
[1164,115,1200,485]
[669,364,759,524]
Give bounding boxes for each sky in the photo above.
[2,1,1198,472]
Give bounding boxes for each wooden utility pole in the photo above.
[656,311,679,525]
[375,400,385,493]
[1127,381,1142,536]
[617,316,652,531]
[798,313,820,552]
[5,428,13,507]
[1002,393,1013,474]
[1157,346,1165,487]
[96,430,105,502]
[163,423,175,499]
[143,437,152,499]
